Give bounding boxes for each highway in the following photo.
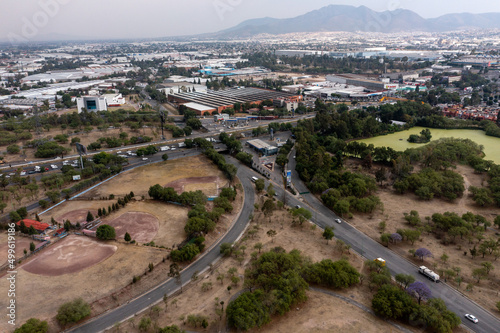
[286,149,499,333]
[67,156,257,333]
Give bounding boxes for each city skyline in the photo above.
[3,0,500,41]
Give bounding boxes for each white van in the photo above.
[251,177,258,183]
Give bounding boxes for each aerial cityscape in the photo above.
[2,1,500,333]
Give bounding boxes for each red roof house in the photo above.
[16,219,49,232]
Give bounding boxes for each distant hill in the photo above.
[209,5,500,38]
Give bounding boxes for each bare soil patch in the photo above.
[82,155,228,199]
[0,234,32,267]
[22,235,117,276]
[165,176,220,195]
[56,208,99,225]
[106,212,159,244]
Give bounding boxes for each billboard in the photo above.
[75,143,87,155]
[384,84,399,90]
[286,170,292,184]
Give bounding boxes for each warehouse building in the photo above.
[168,87,301,115]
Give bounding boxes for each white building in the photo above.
[76,96,107,113]
[103,93,125,107]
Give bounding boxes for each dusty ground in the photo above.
[56,209,99,225]
[113,205,424,333]
[0,237,165,332]
[22,235,117,276]
[81,155,229,199]
[42,200,117,225]
[346,159,500,317]
[0,233,32,267]
[105,211,159,244]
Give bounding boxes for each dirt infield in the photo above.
[56,209,99,225]
[22,236,117,276]
[105,212,159,243]
[164,176,219,195]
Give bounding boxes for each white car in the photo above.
[171,147,176,151]
[20,171,26,176]
[335,218,342,224]
[51,164,58,169]
[465,314,478,323]
[142,157,148,161]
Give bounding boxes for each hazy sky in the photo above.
[2,0,500,41]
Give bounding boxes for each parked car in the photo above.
[465,314,478,323]
[51,164,58,169]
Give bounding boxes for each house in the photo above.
[16,219,50,233]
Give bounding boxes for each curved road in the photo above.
[287,149,499,333]
[67,157,257,333]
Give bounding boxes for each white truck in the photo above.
[419,266,440,282]
[160,146,170,152]
[178,142,186,148]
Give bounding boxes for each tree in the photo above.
[395,273,415,289]
[440,253,449,264]
[380,233,391,247]
[220,242,233,257]
[162,153,169,161]
[415,248,432,261]
[86,211,94,222]
[96,224,116,240]
[46,191,60,203]
[266,229,277,243]
[138,316,152,332]
[56,298,91,326]
[323,227,334,244]
[482,262,494,275]
[30,242,35,252]
[496,301,500,312]
[375,167,387,185]
[472,267,488,283]
[168,263,182,293]
[254,242,263,253]
[14,318,49,333]
[124,232,131,242]
[406,281,432,304]
[255,178,265,193]
[372,285,416,319]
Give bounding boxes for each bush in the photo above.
[96,224,116,240]
[56,298,91,326]
[7,144,20,154]
[14,318,49,333]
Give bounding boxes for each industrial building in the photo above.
[76,95,107,112]
[198,66,270,77]
[168,87,301,115]
[247,139,279,156]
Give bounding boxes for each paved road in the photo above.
[287,149,499,333]
[67,157,257,333]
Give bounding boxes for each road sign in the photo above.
[286,170,292,184]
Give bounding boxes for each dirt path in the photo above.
[458,171,471,210]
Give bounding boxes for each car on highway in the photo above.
[28,170,36,174]
[51,164,58,169]
[142,157,148,161]
[335,218,342,224]
[20,171,26,176]
[295,205,301,209]
[465,314,478,323]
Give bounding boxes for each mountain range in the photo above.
[210,5,500,37]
